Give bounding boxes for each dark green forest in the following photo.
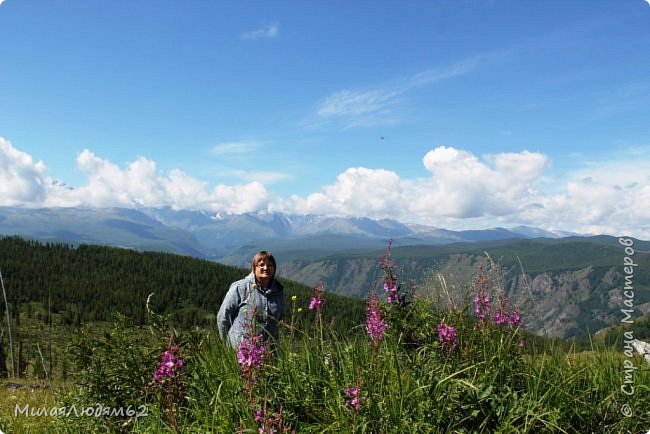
[0,236,365,330]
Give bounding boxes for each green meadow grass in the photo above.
[2,300,642,434]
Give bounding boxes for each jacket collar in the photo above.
[246,272,282,294]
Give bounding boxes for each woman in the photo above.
[217,251,284,348]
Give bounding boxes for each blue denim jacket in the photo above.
[217,272,284,347]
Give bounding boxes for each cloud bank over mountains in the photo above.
[1,137,647,238]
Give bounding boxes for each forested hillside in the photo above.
[0,236,365,330]
[1,237,230,326]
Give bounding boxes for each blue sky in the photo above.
[1,1,650,238]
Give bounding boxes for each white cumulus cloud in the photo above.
[2,137,649,238]
[279,145,649,238]
[413,147,550,218]
[283,147,551,222]
[0,140,273,214]
[72,150,168,207]
[0,138,48,205]
[289,167,402,218]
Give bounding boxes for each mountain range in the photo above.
[0,205,572,261]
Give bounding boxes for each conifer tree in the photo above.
[0,337,7,378]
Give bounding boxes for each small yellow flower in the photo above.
[291,295,297,301]
[297,308,303,313]
[243,308,249,314]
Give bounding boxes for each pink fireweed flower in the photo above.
[309,297,324,311]
[255,404,294,434]
[345,387,362,411]
[437,322,458,349]
[254,409,265,423]
[473,267,491,320]
[366,291,387,347]
[381,239,394,269]
[152,341,186,432]
[509,311,522,327]
[474,292,490,319]
[308,283,326,313]
[494,308,522,327]
[383,280,400,304]
[494,309,508,325]
[154,345,185,383]
[381,239,401,305]
[237,333,266,377]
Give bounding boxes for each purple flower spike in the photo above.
[509,311,522,327]
[308,283,326,313]
[345,387,362,411]
[383,280,400,304]
[237,333,266,377]
[366,291,387,347]
[474,292,490,319]
[494,309,508,325]
[153,345,185,383]
[437,322,458,349]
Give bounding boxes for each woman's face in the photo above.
[254,258,275,285]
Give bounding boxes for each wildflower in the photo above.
[254,409,265,423]
[518,339,525,348]
[308,283,326,313]
[237,333,266,377]
[509,311,522,327]
[437,322,458,349]
[297,307,303,313]
[384,280,400,304]
[152,340,186,433]
[308,297,323,311]
[291,295,297,301]
[255,403,294,434]
[381,239,401,305]
[494,309,508,325]
[345,368,366,414]
[154,345,185,383]
[366,291,387,347]
[473,267,491,320]
[473,292,490,319]
[381,239,394,270]
[345,387,362,411]
[494,307,522,327]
